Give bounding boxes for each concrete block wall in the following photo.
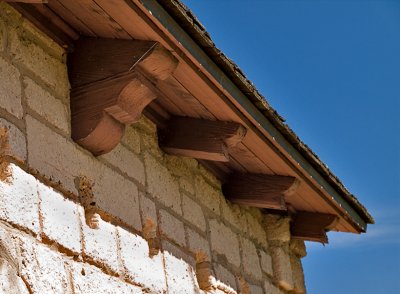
[0,3,306,293]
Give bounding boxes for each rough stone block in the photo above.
[0,118,26,162]
[209,219,240,268]
[24,77,69,134]
[80,207,120,274]
[118,227,167,293]
[26,116,142,231]
[179,177,195,195]
[39,181,81,254]
[99,143,145,185]
[0,163,40,234]
[249,284,263,294]
[0,57,23,119]
[121,125,141,154]
[271,247,294,291]
[221,200,247,233]
[145,152,182,214]
[194,175,221,215]
[182,194,206,232]
[186,227,210,258]
[9,26,69,100]
[139,193,157,226]
[213,263,237,291]
[19,236,70,293]
[260,250,273,276]
[159,209,186,246]
[291,254,306,294]
[264,280,283,294]
[241,238,262,280]
[0,224,19,263]
[71,262,142,294]
[264,215,291,243]
[246,212,267,248]
[164,250,199,293]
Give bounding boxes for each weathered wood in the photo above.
[3,0,47,3]
[9,3,76,50]
[223,173,299,210]
[291,211,338,243]
[69,37,178,155]
[159,116,247,162]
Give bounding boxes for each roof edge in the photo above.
[136,0,374,227]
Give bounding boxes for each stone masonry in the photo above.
[0,3,306,294]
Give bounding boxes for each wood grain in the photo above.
[159,116,247,162]
[223,173,299,210]
[291,211,338,243]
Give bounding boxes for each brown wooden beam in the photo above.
[291,211,338,243]
[158,116,246,161]
[68,37,178,155]
[222,173,299,210]
[3,1,47,3]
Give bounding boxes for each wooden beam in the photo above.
[158,116,247,161]
[291,211,338,243]
[222,173,299,210]
[3,1,47,3]
[68,37,178,155]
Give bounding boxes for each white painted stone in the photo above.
[241,237,262,280]
[159,209,186,246]
[19,236,70,293]
[71,262,142,294]
[0,118,26,162]
[80,207,120,274]
[209,219,240,268]
[144,152,182,214]
[118,227,166,293]
[0,163,40,234]
[164,250,198,293]
[39,181,81,253]
[24,77,69,133]
[99,143,145,185]
[0,258,30,294]
[182,194,206,232]
[0,57,23,119]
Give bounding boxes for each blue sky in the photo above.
[183,1,400,293]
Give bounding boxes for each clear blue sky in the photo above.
[183,1,400,293]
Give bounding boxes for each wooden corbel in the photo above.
[158,116,247,162]
[222,173,299,210]
[291,211,338,243]
[68,37,178,155]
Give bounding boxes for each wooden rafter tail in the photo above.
[291,211,339,243]
[158,116,247,162]
[68,37,178,155]
[222,173,299,210]
[3,1,48,3]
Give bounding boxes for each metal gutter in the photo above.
[135,0,372,231]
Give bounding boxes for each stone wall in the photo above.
[0,3,306,294]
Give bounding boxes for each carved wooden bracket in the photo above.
[68,37,178,155]
[159,116,247,162]
[222,173,299,210]
[291,211,338,243]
